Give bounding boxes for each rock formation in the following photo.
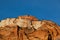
[0,15,60,40]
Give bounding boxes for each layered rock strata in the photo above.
[0,15,60,40]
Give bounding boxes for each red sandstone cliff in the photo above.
[0,15,60,40]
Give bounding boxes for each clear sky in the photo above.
[0,0,60,25]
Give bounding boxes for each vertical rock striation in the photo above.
[0,15,60,40]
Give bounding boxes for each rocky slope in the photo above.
[0,15,60,40]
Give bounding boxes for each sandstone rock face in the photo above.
[0,15,60,40]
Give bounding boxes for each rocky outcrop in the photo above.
[0,15,60,40]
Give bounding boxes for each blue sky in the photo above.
[0,0,60,25]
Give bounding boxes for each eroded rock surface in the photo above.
[0,15,60,40]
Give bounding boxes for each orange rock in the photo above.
[18,15,38,21]
[0,15,60,40]
[0,25,18,40]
